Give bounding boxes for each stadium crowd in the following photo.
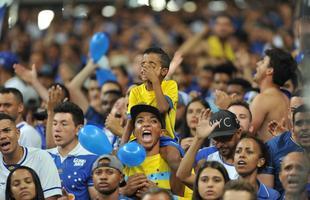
[0,0,309,199]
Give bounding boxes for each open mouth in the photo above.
[142,130,152,142]
[0,142,10,149]
[237,160,247,166]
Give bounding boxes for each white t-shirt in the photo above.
[17,121,42,148]
[0,147,62,199]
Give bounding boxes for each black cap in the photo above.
[130,104,165,128]
[208,110,240,139]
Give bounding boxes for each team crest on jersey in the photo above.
[73,158,86,166]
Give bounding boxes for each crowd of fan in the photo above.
[0,0,309,200]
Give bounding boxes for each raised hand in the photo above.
[47,85,65,112]
[196,109,220,139]
[14,64,37,84]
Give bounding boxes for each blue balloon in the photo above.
[89,32,109,63]
[78,125,112,155]
[117,141,146,167]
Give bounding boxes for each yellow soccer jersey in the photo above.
[207,35,235,61]
[128,80,178,139]
[124,154,171,189]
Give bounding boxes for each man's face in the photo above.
[293,112,310,149]
[0,93,23,120]
[280,153,309,195]
[223,190,253,200]
[134,112,162,151]
[52,113,79,148]
[101,93,120,117]
[0,119,20,156]
[228,105,252,132]
[93,165,122,195]
[197,70,213,90]
[213,73,230,91]
[140,53,163,82]
[227,84,244,101]
[142,193,171,200]
[213,130,241,159]
[214,16,234,39]
[254,56,270,83]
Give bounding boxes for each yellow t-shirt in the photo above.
[207,35,235,61]
[128,80,178,139]
[124,154,171,189]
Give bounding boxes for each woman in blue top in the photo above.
[234,136,280,200]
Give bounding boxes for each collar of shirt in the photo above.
[257,180,270,199]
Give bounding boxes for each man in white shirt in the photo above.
[0,87,42,148]
[0,113,61,199]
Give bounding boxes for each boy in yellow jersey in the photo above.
[122,47,184,171]
[122,104,190,199]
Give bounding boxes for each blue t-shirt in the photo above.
[261,131,304,195]
[85,106,104,128]
[195,146,239,180]
[48,144,98,200]
[257,180,280,200]
[118,194,134,200]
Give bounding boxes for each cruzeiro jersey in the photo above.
[48,143,98,200]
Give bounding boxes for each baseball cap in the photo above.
[208,110,240,139]
[130,104,165,128]
[92,154,124,173]
[0,51,18,71]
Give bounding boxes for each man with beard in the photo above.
[259,104,310,197]
[279,152,309,200]
[177,109,242,187]
[250,48,297,142]
[92,154,133,200]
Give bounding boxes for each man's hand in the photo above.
[268,118,288,137]
[142,65,160,84]
[120,174,148,197]
[196,109,219,140]
[105,113,124,136]
[180,137,194,151]
[47,85,65,112]
[14,64,37,85]
[214,90,238,109]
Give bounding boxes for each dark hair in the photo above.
[228,101,252,121]
[224,180,256,200]
[0,113,15,123]
[141,187,173,200]
[0,88,23,103]
[202,65,214,73]
[143,47,171,69]
[102,80,122,93]
[265,48,297,86]
[293,104,310,124]
[48,83,70,101]
[180,97,210,145]
[5,166,45,200]
[54,102,84,126]
[103,90,123,97]
[213,62,236,78]
[228,78,252,90]
[111,65,129,77]
[193,161,230,200]
[238,135,268,169]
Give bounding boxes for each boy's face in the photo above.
[134,112,162,151]
[140,53,167,81]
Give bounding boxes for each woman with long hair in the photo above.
[234,136,280,200]
[192,161,230,200]
[179,97,210,151]
[5,166,45,200]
